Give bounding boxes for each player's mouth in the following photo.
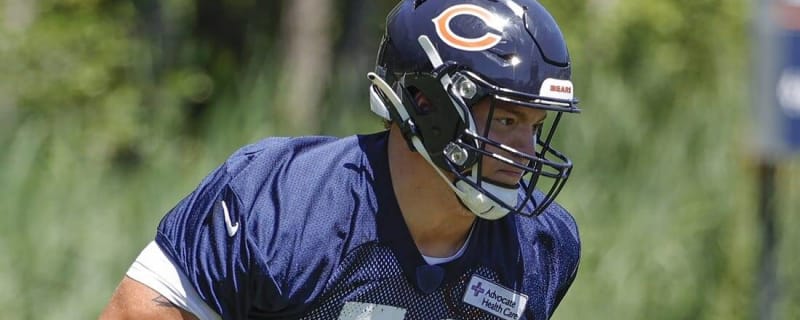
[493,169,524,185]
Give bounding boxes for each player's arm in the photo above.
[99,276,199,320]
[106,144,282,319]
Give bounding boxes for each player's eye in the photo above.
[495,117,516,126]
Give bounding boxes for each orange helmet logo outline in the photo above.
[432,4,503,52]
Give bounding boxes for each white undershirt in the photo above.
[127,241,221,320]
[421,224,474,265]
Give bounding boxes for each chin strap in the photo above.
[454,176,518,220]
[366,35,520,220]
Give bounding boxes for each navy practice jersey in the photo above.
[155,131,580,320]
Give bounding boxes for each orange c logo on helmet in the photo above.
[432,4,503,52]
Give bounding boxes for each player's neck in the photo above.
[387,127,476,258]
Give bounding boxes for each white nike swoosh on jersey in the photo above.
[221,200,239,237]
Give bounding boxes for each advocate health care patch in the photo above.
[462,275,528,320]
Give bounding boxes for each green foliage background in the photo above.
[1,0,798,319]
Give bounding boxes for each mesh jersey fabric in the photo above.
[154,131,580,319]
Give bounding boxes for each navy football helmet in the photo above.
[368,0,580,218]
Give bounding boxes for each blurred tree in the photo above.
[321,0,385,134]
[125,0,285,136]
[3,0,37,32]
[276,0,334,133]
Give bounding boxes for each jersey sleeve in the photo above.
[153,142,283,319]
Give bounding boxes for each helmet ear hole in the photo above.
[407,86,435,115]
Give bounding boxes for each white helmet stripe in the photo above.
[417,35,478,134]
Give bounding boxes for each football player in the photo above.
[100,0,581,319]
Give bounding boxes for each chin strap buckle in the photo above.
[399,118,420,152]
